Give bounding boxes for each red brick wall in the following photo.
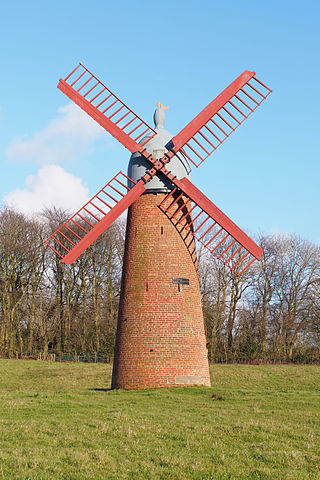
[111,192,210,389]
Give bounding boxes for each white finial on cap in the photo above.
[154,102,169,129]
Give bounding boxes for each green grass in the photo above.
[0,361,319,479]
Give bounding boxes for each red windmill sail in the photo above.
[165,70,271,167]
[159,178,262,276]
[45,171,145,264]
[58,63,157,153]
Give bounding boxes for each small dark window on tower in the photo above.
[161,226,164,235]
[172,277,190,285]
[146,282,149,292]
[173,277,189,293]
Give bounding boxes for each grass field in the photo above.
[0,361,319,480]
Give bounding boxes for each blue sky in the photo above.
[0,0,319,243]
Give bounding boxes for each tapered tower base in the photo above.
[111,192,210,389]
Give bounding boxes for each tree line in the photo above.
[0,206,319,363]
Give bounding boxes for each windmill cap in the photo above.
[127,106,191,193]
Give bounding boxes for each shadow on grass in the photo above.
[89,388,112,392]
[89,386,216,398]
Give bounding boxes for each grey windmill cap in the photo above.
[127,104,191,192]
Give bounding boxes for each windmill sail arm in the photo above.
[58,63,157,154]
[160,176,262,276]
[166,71,271,167]
[175,177,262,258]
[45,172,145,265]
[169,71,254,150]
[59,80,142,154]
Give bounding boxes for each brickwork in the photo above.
[111,192,210,389]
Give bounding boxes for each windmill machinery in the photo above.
[45,63,271,389]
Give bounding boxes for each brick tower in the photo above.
[111,105,210,389]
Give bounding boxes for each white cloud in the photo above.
[3,165,89,216]
[6,103,109,164]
